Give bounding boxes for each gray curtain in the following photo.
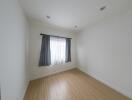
[39,34,51,66]
[65,38,71,62]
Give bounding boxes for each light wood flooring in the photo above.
[24,69,131,100]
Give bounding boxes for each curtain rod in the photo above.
[40,33,72,39]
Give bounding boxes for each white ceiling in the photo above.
[20,0,132,32]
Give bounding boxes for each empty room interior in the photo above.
[1,0,132,100]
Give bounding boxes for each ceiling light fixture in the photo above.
[100,6,106,11]
[46,15,51,19]
[74,25,78,28]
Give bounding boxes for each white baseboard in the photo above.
[31,66,76,81]
[77,67,132,99]
[19,80,30,100]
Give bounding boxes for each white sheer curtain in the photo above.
[50,36,66,65]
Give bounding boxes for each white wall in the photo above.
[28,19,77,80]
[0,0,30,100]
[77,10,132,98]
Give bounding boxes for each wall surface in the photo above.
[28,19,77,80]
[0,0,30,100]
[77,10,132,98]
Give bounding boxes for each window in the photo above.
[39,34,71,66]
[50,36,66,65]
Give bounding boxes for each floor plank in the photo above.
[24,69,131,100]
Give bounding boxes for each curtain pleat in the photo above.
[50,36,66,65]
[39,35,51,66]
[66,38,71,62]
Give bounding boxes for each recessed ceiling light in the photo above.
[74,25,78,28]
[100,6,106,11]
[46,15,51,19]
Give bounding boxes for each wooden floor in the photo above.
[24,69,131,100]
